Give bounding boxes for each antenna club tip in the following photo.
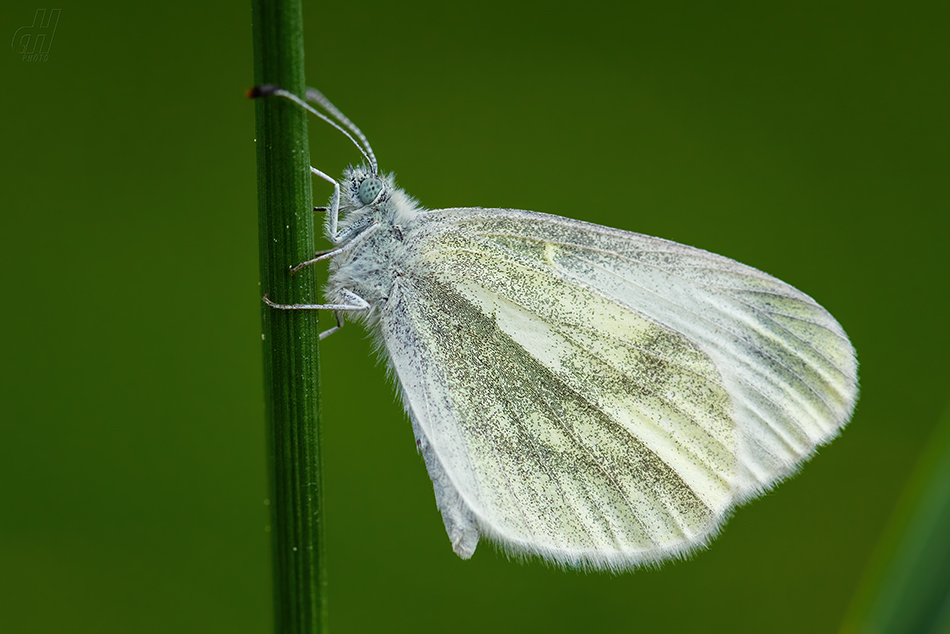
[247,84,280,99]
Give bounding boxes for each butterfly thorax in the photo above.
[325,167,425,328]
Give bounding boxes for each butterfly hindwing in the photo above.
[377,207,857,569]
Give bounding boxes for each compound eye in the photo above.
[358,177,383,204]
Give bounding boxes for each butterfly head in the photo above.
[339,164,389,211]
[330,165,421,244]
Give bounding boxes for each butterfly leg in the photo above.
[289,222,382,274]
[318,312,345,341]
[263,289,369,340]
[263,288,368,312]
[310,166,342,241]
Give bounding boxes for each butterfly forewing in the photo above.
[425,209,858,496]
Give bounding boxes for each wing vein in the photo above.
[472,229,850,362]
[484,345,607,551]
[545,316,735,473]
[562,250,842,421]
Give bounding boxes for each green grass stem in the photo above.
[250,1,327,632]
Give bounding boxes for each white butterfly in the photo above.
[254,86,859,571]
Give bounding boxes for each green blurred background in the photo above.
[2,2,948,633]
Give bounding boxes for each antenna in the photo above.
[248,85,378,174]
[305,87,378,174]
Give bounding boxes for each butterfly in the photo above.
[251,85,858,571]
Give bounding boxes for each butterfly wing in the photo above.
[378,207,858,570]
